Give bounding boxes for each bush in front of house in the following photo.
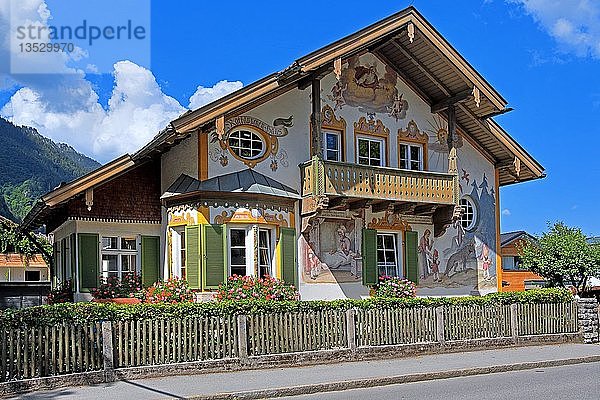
[91,273,143,299]
[47,279,73,304]
[0,288,573,328]
[145,277,194,303]
[373,276,417,299]
[215,275,299,302]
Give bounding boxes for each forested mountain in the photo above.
[0,117,100,221]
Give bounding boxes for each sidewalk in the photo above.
[11,344,600,400]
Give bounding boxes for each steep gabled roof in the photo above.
[135,6,544,185]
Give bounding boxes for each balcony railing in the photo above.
[300,158,459,205]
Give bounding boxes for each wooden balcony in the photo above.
[300,158,459,208]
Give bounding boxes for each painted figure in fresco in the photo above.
[444,239,476,278]
[453,218,465,247]
[418,229,433,279]
[354,64,380,89]
[480,243,492,280]
[305,246,326,280]
[387,93,408,121]
[328,81,347,110]
[322,225,359,277]
[430,249,440,282]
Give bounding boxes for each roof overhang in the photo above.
[19,155,136,232]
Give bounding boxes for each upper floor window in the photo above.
[357,137,384,166]
[228,129,265,160]
[399,143,423,171]
[459,197,477,231]
[398,120,428,171]
[323,130,341,161]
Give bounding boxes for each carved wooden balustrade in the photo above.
[300,158,459,205]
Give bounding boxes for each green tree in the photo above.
[520,222,600,293]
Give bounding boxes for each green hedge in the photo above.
[0,288,573,328]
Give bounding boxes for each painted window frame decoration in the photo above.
[210,115,292,170]
[459,196,477,231]
[228,128,267,162]
[353,116,390,166]
[398,120,428,171]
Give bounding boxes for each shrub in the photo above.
[145,277,194,303]
[373,276,416,299]
[47,279,73,304]
[91,273,142,299]
[215,275,299,302]
[0,288,573,328]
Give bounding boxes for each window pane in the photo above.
[411,161,420,170]
[102,254,118,272]
[377,250,385,263]
[102,237,117,250]
[231,266,246,276]
[230,248,246,266]
[326,150,339,161]
[370,158,381,166]
[121,237,136,250]
[370,141,381,158]
[358,139,369,158]
[121,255,136,271]
[410,145,421,161]
[230,229,246,247]
[326,133,338,150]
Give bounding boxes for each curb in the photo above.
[187,355,600,400]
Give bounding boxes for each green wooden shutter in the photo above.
[69,234,76,280]
[141,236,160,287]
[78,233,99,291]
[185,225,201,289]
[362,228,378,286]
[405,231,419,284]
[202,224,226,289]
[279,227,297,285]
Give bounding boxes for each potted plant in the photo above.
[91,273,143,304]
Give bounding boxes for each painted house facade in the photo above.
[21,7,545,301]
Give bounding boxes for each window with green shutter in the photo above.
[185,225,201,289]
[141,236,160,287]
[78,233,99,291]
[69,234,76,280]
[279,227,297,285]
[202,224,226,289]
[362,228,378,286]
[405,230,419,284]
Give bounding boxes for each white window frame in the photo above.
[171,227,187,279]
[323,130,342,162]
[376,232,402,277]
[228,227,250,277]
[258,228,274,278]
[459,197,477,231]
[399,142,424,171]
[228,129,266,160]
[356,136,384,166]
[226,225,277,278]
[101,235,140,279]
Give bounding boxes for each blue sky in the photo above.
[0,1,599,237]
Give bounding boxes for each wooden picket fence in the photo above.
[247,309,347,355]
[0,301,582,383]
[113,316,238,368]
[444,305,512,340]
[0,323,103,382]
[356,307,437,346]
[517,302,578,336]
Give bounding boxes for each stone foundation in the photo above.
[577,298,599,344]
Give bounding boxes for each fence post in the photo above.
[236,314,249,363]
[101,321,115,382]
[436,307,445,345]
[510,304,519,343]
[346,308,357,353]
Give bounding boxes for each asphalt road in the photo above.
[278,362,600,400]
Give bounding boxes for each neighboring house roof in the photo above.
[500,231,537,247]
[0,254,47,268]
[587,237,600,246]
[135,6,544,186]
[162,171,301,202]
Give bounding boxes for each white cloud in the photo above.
[502,209,512,216]
[511,0,600,58]
[0,1,243,163]
[189,80,243,109]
